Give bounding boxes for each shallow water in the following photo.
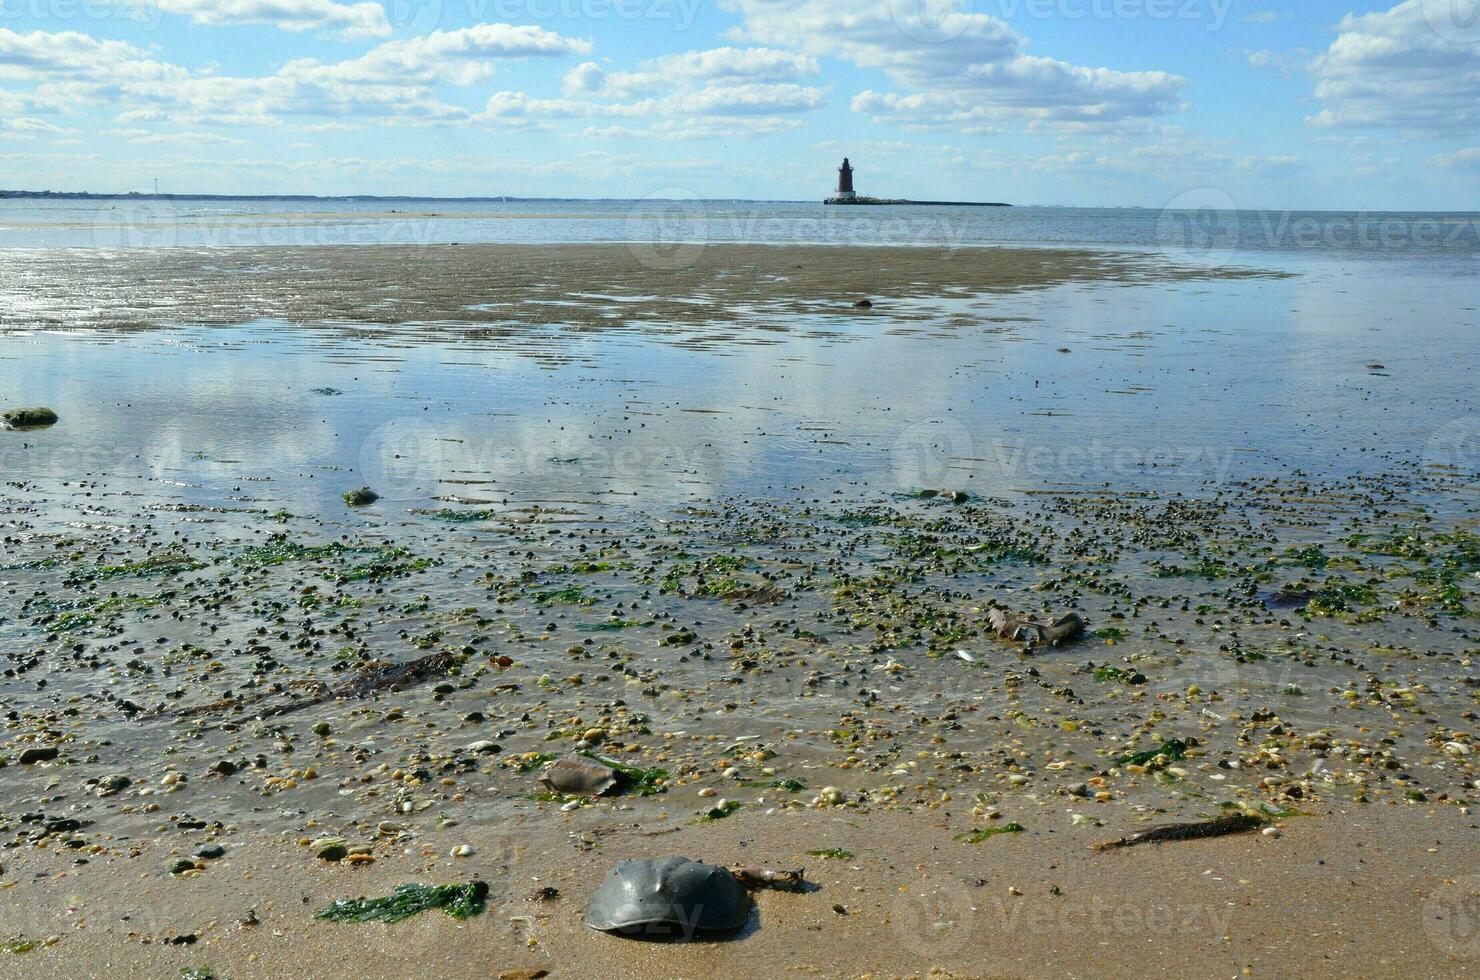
[3,258,1478,517]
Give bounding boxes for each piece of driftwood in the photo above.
[989,609,1086,647]
[1093,812,1265,852]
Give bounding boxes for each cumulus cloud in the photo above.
[482,80,821,129]
[1308,0,1480,134]
[103,128,248,145]
[721,0,1185,127]
[0,25,591,130]
[152,0,392,40]
[1434,147,1480,171]
[564,46,818,98]
[528,46,826,137]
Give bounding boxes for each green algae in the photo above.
[233,535,369,569]
[575,618,641,632]
[336,548,431,583]
[807,847,854,860]
[1306,581,1380,616]
[1116,740,1189,767]
[1090,663,1146,685]
[411,509,496,522]
[576,752,668,795]
[68,551,204,585]
[316,881,488,924]
[954,823,1024,844]
[535,585,593,606]
[699,799,743,821]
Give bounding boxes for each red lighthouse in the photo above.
[836,157,856,200]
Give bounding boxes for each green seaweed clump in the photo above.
[342,487,380,507]
[955,823,1025,843]
[316,881,489,924]
[1306,581,1379,616]
[576,618,641,632]
[699,800,743,822]
[411,509,496,523]
[535,585,594,606]
[577,752,668,795]
[1090,663,1145,685]
[1115,739,1188,767]
[807,847,855,860]
[1,938,41,954]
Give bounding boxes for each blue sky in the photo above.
[1,0,1478,207]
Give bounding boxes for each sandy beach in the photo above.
[2,241,1476,978]
[1,804,1475,979]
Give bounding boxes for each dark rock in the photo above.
[18,746,59,764]
[2,407,58,429]
[316,843,348,862]
[343,487,380,507]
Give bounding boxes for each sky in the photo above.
[1,0,1478,208]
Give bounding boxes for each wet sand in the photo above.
[0,804,1475,979]
[0,243,1278,341]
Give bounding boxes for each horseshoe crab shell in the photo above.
[539,758,619,797]
[584,857,750,934]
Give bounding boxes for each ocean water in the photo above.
[1,198,1478,512]
[3,196,1479,275]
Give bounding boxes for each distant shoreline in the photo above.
[3,191,811,204]
[825,197,1011,207]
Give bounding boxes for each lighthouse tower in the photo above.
[836,157,856,200]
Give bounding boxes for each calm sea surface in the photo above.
[1,198,1477,511]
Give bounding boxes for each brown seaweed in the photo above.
[1093,812,1265,851]
[729,866,807,892]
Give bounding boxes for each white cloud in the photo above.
[295,24,591,86]
[153,0,392,40]
[721,0,1185,127]
[0,116,71,137]
[1308,0,1480,134]
[482,80,821,130]
[1245,48,1307,76]
[565,46,818,97]
[0,25,592,130]
[1434,147,1480,171]
[103,128,248,145]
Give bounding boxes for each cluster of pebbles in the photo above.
[1,464,1475,877]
